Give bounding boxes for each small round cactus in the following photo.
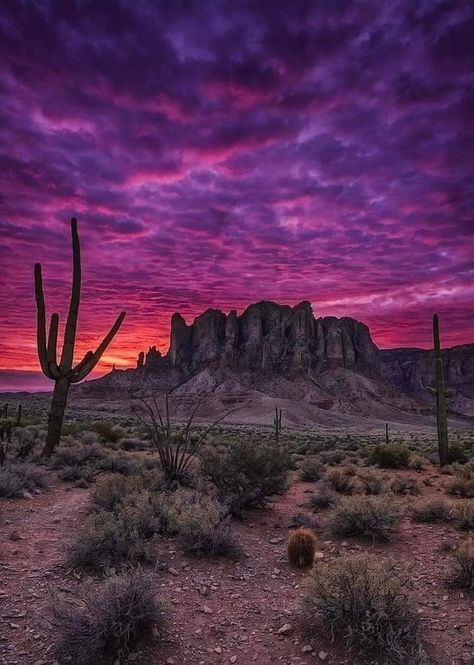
[287,528,316,567]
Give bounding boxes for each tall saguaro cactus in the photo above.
[273,407,283,445]
[35,217,126,457]
[428,314,449,467]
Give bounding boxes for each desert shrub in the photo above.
[450,536,474,591]
[299,457,324,482]
[446,464,474,498]
[309,486,338,511]
[57,464,95,484]
[358,470,384,495]
[68,494,160,572]
[288,528,316,567]
[447,443,468,464]
[409,454,427,471]
[0,462,47,498]
[369,444,411,469]
[200,439,288,515]
[91,474,145,512]
[319,450,345,466]
[89,421,124,444]
[325,468,357,495]
[302,555,424,663]
[119,436,150,451]
[165,488,237,557]
[330,496,400,542]
[52,571,164,665]
[97,452,142,477]
[51,442,106,469]
[456,500,474,531]
[390,477,420,496]
[412,498,452,523]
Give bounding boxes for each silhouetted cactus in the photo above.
[35,217,125,457]
[16,404,22,427]
[273,407,283,445]
[385,422,389,444]
[426,314,453,467]
[137,351,145,368]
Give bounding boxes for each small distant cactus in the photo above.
[273,407,283,445]
[287,528,316,567]
[137,351,145,368]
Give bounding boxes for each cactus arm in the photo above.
[70,311,126,382]
[59,217,81,372]
[47,313,60,378]
[34,263,56,379]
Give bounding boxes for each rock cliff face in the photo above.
[381,344,474,416]
[162,301,380,378]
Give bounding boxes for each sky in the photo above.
[0,0,473,391]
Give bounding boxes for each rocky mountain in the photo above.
[381,344,474,416]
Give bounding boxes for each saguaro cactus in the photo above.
[427,314,450,467]
[35,217,125,457]
[273,407,283,445]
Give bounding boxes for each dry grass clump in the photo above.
[165,488,237,557]
[330,496,400,542]
[200,439,288,515]
[412,498,452,523]
[450,536,474,591]
[52,571,164,665]
[358,470,385,495]
[0,462,47,498]
[299,457,324,482]
[325,468,357,495]
[390,476,420,496]
[369,444,411,469]
[309,486,338,512]
[91,473,145,512]
[288,528,316,567]
[446,463,474,498]
[302,555,424,664]
[455,500,474,531]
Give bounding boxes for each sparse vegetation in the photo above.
[412,498,452,523]
[456,500,474,531]
[52,571,164,665]
[299,456,324,482]
[330,496,400,542]
[446,463,474,498]
[358,470,385,495]
[309,485,338,511]
[302,555,424,664]
[450,536,474,591]
[369,443,411,469]
[0,462,47,498]
[390,476,420,496]
[325,467,357,494]
[288,528,316,567]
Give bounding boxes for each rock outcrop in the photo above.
[381,344,474,416]
[152,301,380,379]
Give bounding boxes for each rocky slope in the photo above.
[381,344,474,416]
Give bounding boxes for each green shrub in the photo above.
[0,462,47,498]
[200,440,288,515]
[456,500,474,531]
[409,454,427,471]
[450,536,474,591]
[390,477,420,496]
[166,488,237,557]
[319,450,345,466]
[91,474,145,512]
[330,496,400,542]
[309,486,338,511]
[447,443,468,464]
[89,421,124,444]
[302,555,424,664]
[446,464,474,498]
[412,498,452,523]
[299,457,324,482]
[325,468,357,495]
[52,571,164,665]
[52,442,105,469]
[369,444,411,469]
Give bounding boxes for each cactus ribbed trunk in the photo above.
[433,314,448,467]
[43,377,70,457]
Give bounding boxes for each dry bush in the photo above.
[455,500,474,531]
[319,450,346,466]
[325,468,357,495]
[0,462,47,498]
[447,443,469,464]
[91,474,145,512]
[52,571,164,665]
[446,464,474,498]
[165,488,237,557]
[89,421,124,444]
[330,496,400,542]
[450,536,474,591]
[409,454,427,471]
[390,477,420,496]
[369,444,411,469]
[200,439,288,515]
[412,498,452,523]
[67,494,160,572]
[309,486,338,511]
[299,457,324,482]
[288,528,316,567]
[52,441,105,469]
[302,555,424,664]
[358,470,385,495]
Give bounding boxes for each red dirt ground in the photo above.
[1,469,473,665]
